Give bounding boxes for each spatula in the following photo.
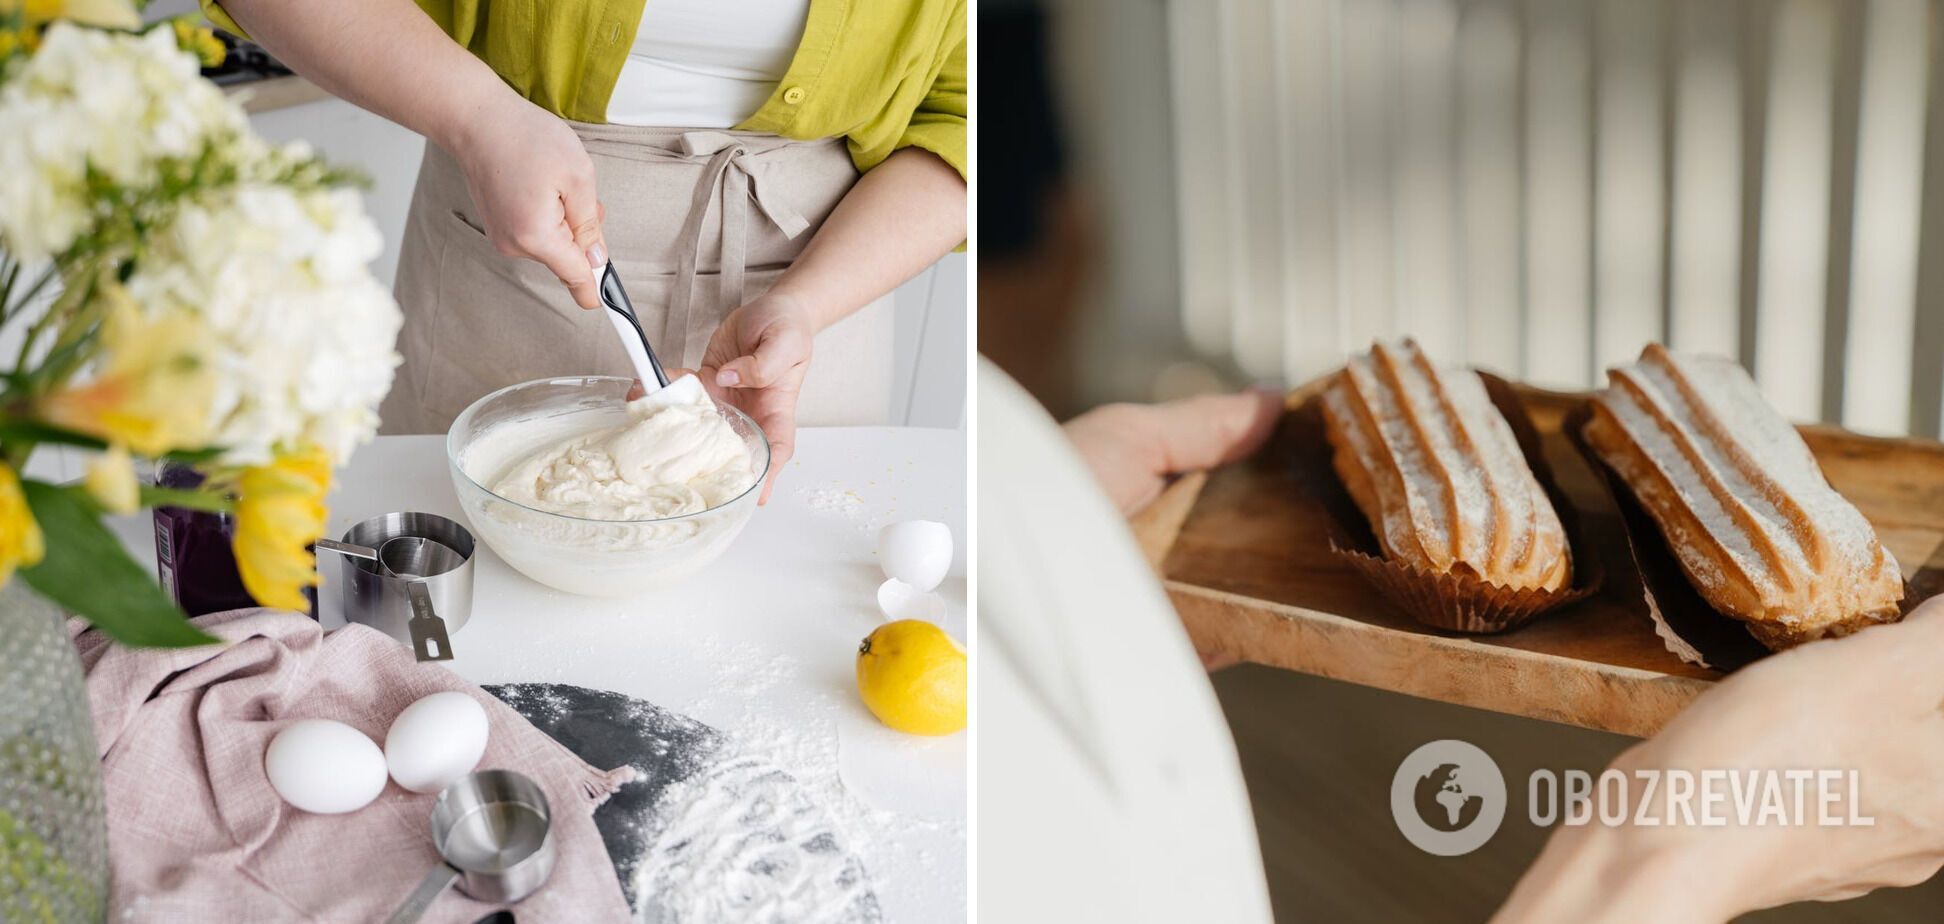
[595,261,709,410]
[595,262,670,390]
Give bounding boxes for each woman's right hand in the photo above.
[1497,594,1944,922]
[450,95,608,309]
[213,0,606,307]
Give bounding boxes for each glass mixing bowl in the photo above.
[446,376,770,596]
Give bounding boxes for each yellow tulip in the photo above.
[83,444,138,514]
[0,464,45,587]
[2,25,36,53]
[231,445,330,612]
[40,289,216,457]
[171,18,224,68]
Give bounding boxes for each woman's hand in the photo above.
[449,95,607,309]
[697,291,817,504]
[1497,595,1944,923]
[1061,391,1282,515]
[668,147,958,504]
[217,0,606,309]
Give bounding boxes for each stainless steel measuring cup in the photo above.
[331,512,475,661]
[385,769,556,924]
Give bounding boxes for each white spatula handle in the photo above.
[595,262,669,392]
[606,308,662,394]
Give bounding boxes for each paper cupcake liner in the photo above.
[1328,541,1599,634]
[1300,372,1602,635]
[1895,529,1944,617]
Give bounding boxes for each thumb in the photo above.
[1144,389,1282,475]
[1893,592,1944,648]
[563,189,606,307]
[573,198,607,269]
[527,223,600,310]
[716,325,809,389]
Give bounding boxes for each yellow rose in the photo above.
[83,444,138,514]
[40,288,216,457]
[0,464,45,586]
[231,446,330,612]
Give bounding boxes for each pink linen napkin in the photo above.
[73,608,636,923]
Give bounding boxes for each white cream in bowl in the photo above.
[488,383,754,521]
[454,378,763,595]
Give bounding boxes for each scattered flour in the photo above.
[629,755,878,923]
[797,483,917,539]
[620,635,961,923]
[799,487,867,522]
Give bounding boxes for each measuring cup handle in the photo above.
[384,862,462,924]
[406,580,455,662]
[315,538,379,562]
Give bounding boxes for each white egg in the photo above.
[384,692,490,794]
[265,720,388,814]
[876,520,953,593]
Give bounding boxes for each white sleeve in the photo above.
[977,358,1273,922]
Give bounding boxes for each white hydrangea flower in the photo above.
[0,23,246,261]
[124,181,403,464]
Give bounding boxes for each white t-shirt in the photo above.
[604,0,811,129]
[978,359,1274,922]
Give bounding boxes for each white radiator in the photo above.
[1167,0,1944,437]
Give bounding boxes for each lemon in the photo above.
[856,620,967,736]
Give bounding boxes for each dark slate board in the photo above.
[485,683,722,911]
[485,683,880,921]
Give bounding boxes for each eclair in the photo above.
[1582,344,1903,649]
[1321,339,1572,592]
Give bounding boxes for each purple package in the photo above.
[152,464,317,619]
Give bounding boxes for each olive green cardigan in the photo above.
[204,0,966,178]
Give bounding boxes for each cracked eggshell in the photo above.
[876,520,952,593]
[877,577,947,622]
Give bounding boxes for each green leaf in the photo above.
[0,419,222,465]
[0,420,107,453]
[160,446,225,465]
[27,327,101,391]
[18,480,217,648]
[138,485,231,514]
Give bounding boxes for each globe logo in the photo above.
[1390,740,1506,856]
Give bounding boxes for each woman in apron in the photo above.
[207,0,967,501]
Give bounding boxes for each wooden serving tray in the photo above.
[1135,378,1944,738]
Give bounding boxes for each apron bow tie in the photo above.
[664,131,813,366]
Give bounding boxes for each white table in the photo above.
[110,428,967,921]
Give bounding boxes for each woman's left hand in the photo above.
[697,291,817,504]
[1062,390,1283,515]
[676,147,962,506]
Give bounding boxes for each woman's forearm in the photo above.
[768,147,967,329]
[216,0,520,153]
[1495,824,1738,924]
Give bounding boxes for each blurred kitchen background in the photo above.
[140,0,967,429]
[985,0,1942,440]
[982,0,1944,920]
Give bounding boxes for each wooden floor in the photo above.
[1212,665,1944,923]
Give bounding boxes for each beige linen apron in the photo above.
[379,124,895,435]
